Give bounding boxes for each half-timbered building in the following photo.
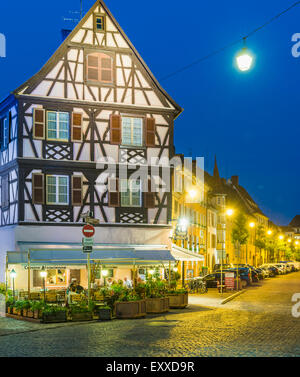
[0,0,182,289]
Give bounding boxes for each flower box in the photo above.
[42,311,67,323]
[168,293,188,309]
[6,306,13,314]
[146,297,169,314]
[26,310,34,318]
[12,307,22,316]
[71,312,93,322]
[98,308,112,321]
[33,310,43,319]
[115,300,146,319]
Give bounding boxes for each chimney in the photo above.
[231,176,239,186]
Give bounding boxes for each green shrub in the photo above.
[43,305,67,315]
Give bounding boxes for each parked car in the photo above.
[260,265,277,277]
[255,268,267,280]
[202,271,238,288]
[216,267,252,288]
[233,264,259,283]
[213,264,233,272]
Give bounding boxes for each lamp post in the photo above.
[221,208,234,294]
[40,267,47,302]
[102,269,108,286]
[10,269,16,301]
[249,222,256,266]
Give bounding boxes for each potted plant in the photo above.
[167,288,188,309]
[69,304,93,322]
[12,300,23,316]
[98,305,112,321]
[21,300,31,317]
[31,300,46,319]
[5,297,14,314]
[42,305,67,323]
[115,289,146,319]
[145,280,169,314]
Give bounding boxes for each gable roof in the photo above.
[290,215,300,227]
[12,0,182,116]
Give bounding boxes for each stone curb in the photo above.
[221,289,246,305]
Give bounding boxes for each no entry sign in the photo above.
[82,224,95,238]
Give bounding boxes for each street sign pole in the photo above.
[87,252,91,307]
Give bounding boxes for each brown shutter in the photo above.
[72,176,83,206]
[33,108,45,140]
[145,117,156,147]
[71,113,83,142]
[110,114,121,145]
[108,177,120,207]
[32,173,44,204]
[144,178,155,209]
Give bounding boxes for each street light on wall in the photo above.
[236,39,253,72]
[10,269,16,300]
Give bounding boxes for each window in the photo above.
[94,15,105,32]
[120,179,141,207]
[122,117,143,146]
[47,111,69,141]
[0,117,9,151]
[86,52,113,83]
[46,269,66,285]
[1,174,9,209]
[46,175,69,205]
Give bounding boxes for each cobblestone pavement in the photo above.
[0,272,299,357]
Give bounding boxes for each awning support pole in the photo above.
[28,250,31,300]
[133,260,136,290]
[87,252,91,307]
[168,260,171,288]
[5,254,8,301]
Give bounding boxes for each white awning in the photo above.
[171,244,205,262]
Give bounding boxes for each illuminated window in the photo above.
[86,52,113,83]
[47,111,69,141]
[122,117,143,146]
[46,175,69,205]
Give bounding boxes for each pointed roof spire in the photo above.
[213,155,220,180]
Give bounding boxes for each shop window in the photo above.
[46,269,66,285]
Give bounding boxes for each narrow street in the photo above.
[0,272,299,357]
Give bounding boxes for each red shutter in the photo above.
[144,178,155,209]
[108,178,120,207]
[33,109,45,140]
[71,113,83,142]
[72,176,83,206]
[110,114,121,145]
[145,117,156,147]
[32,173,44,204]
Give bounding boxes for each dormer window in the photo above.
[86,52,114,84]
[94,15,105,32]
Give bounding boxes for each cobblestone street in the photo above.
[0,272,299,357]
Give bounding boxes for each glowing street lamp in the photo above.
[10,269,16,300]
[279,235,284,241]
[187,189,197,200]
[249,222,255,228]
[149,269,155,275]
[288,239,292,243]
[40,267,47,302]
[295,241,299,246]
[267,230,273,236]
[173,267,178,272]
[226,209,234,217]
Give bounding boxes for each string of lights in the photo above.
[159,1,300,80]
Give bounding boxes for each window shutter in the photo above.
[33,108,45,140]
[32,173,44,204]
[71,113,83,142]
[145,117,156,147]
[144,179,155,209]
[108,177,119,207]
[110,114,121,145]
[72,176,83,206]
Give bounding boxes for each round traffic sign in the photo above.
[82,224,95,238]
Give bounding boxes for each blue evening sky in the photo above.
[0,0,299,225]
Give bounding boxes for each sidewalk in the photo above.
[189,288,241,308]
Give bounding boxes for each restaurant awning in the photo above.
[7,247,175,267]
[171,244,205,262]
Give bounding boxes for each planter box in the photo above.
[71,312,93,322]
[26,310,34,318]
[6,306,13,314]
[33,310,43,319]
[115,300,146,319]
[146,297,169,314]
[42,311,67,323]
[168,293,188,309]
[98,308,112,321]
[22,309,28,317]
[12,308,22,316]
